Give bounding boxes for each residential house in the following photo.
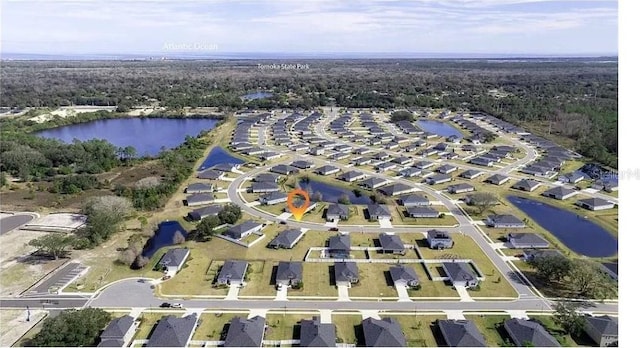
[436,164,458,174]
[459,169,483,180]
[326,203,350,222]
[309,147,325,156]
[185,193,215,207]
[185,183,214,194]
[560,172,585,184]
[271,164,299,175]
[485,174,510,186]
[224,316,266,347]
[503,318,560,347]
[508,233,550,249]
[413,160,435,169]
[224,221,263,240]
[469,157,494,167]
[316,165,340,176]
[406,206,440,218]
[328,234,351,258]
[97,315,137,347]
[542,186,578,200]
[398,194,430,207]
[389,265,420,287]
[215,260,248,286]
[362,177,388,190]
[436,319,487,347]
[523,249,565,262]
[447,183,475,194]
[187,205,222,221]
[392,156,413,165]
[512,179,542,192]
[378,183,414,196]
[268,229,304,249]
[576,198,616,211]
[259,191,288,205]
[399,167,422,178]
[486,214,526,228]
[196,169,225,180]
[434,142,449,151]
[376,162,396,172]
[426,229,454,249]
[427,174,453,185]
[584,315,618,347]
[338,171,366,182]
[366,204,392,221]
[275,261,303,286]
[352,157,372,166]
[442,262,479,288]
[253,173,279,183]
[378,233,405,254]
[291,160,315,169]
[158,248,190,275]
[334,262,359,286]
[146,313,198,347]
[260,152,282,161]
[299,317,337,347]
[249,182,280,193]
[211,163,241,172]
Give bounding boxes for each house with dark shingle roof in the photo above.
[299,316,337,347]
[187,205,223,221]
[270,164,299,175]
[378,183,413,196]
[523,249,565,262]
[436,164,458,174]
[253,173,280,183]
[399,167,422,178]
[328,234,351,258]
[584,315,618,347]
[436,319,487,347]
[210,163,241,172]
[268,229,304,249]
[185,193,215,207]
[398,194,430,207]
[426,229,453,249]
[486,214,526,228]
[338,171,367,182]
[326,203,350,222]
[378,233,405,254]
[389,265,419,287]
[362,177,388,189]
[224,316,266,347]
[291,160,315,169]
[469,157,494,167]
[442,262,479,288]
[259,191,288,205]
[362,317,407,347]
[447,183,475,194]
[503,318,560,347]
[158,248,190,275]
[427,174,452,185]
[542,186,578,200]
[249,182,280,193]
[334,262,359,286]
[97,315,136,347]
[576,197,615,211]
[196,169,225,180]
[406,206,440,218]
[413,160,435,169]
[512,179,542,192]
[315,165,340,176]
[147,313,198,347]
[508,233,550,249]
[485,174,510,186]
[459,169,483,180]
[224,221,263,240]
[366,204,392,221]
[215,260,248,286]
[275,261,303,286]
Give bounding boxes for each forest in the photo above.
[0,58,618,167]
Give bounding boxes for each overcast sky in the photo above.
[1,0,618,56]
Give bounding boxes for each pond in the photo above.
[507,196,617,257]
[36,117,219,157]
[199,146,245,171]
[300,179,373,205]
[417,120,463,138]
[242,91,273,100]
[141,221,189,258]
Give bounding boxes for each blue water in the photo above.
[301,179,373,204]
[507,196,617,257]
[242,91,273,100]
[417,120,463,138]
[36,118,218,157]
[142,221,189,258]
[199,146,245,171]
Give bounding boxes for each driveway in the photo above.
[378,218,393,229]
[394,285,412,302]
[337,285,350,301]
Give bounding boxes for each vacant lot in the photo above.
[405,263,459,298]
[239,261,275,297]
[289,263,337,298]
[158,249,228,296]
[348,264,397,298]
[465,315,511,346]
[387,315,447,347]
[332,314,362,345]
[192,313,244,341]
[264,314,310,341]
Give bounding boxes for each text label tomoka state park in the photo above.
[258,63,310,70]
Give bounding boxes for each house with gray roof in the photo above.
[378,183,413,196]
[338,171,366,182]
[147,313,198,347]
[469,157,494,167]
[270,164,299,175]
[486,214,526,228]
[512,179,542,192]
[503,318,560,347]
[436,319,487,347]
[392,156,413,165]
[560,171,585,184]
[98,315,136,347]
[210,163,241,172]
[299,317,337,347]
[427,174,452,185]
[291,160,315,169]
[426,229,453,249]
[389,265,419,287]
[398,194,430,207]
[187,205,223,221]
[224,221,263,240]
[215,260,248,286]
[442,262,479,288]
[434,142,449,151]
[315,165,340,176]
[275,261,303,286]
[447,183,475,194]
[253,173,280,183]
[362,177,387,189]
[259,191,288,205]
[436,164,458,174]
[249,182,280,193]
[328,234,351,258]
[413,160,435,169]
[362,317,407,347]
[375,162,396,172]
[508,233,550,249]
[406,206,439,218]
[523,249,565,262]
[326,203,350,221]
[196,169,225,180]
[268,229,304,249]
[224,316,266,347]
[542,186,578,200]
[352,157,372,166]
[366,204,392,221]
[485,174,510,186]
[158,248,190,275]
[584,315,618,347]
[399,167,422,178]
[185,193,215,207]
[334,262,359,286]
[577,197,615,211]
[378,233,405,254]
[459,169,483,180]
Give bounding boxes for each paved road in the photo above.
[0,214,36,235]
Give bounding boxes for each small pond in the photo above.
[301,179,373,205]
[507,196,617,257]
[141,221,189,258]
[417,120,463,138]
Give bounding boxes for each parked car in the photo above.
[160,302,171,308]
[329,227,339,231]
[171,303,183,309]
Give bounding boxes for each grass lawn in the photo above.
[134,312,168,339]
[192,313,243,340]
[257,203,286,216]
[387,315,446,347]
[465,315,511,346]
[528,315,594,347]
[348,264,397,298]
[405,263,459,298]
[290,263,337,297]
[158,249,228,296]
[239,260,275,296]
[264,314,310,340]
[332,314,362,345]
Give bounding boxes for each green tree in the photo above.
[28,234,77,259]
[390,110,415,123]
[567,260,617,299]
[552,301,591,336]
[193,215,221,241]
[337,194,351,205]
[529,255,572,282]
[29,308,111,347]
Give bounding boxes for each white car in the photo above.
[171,303,183,309]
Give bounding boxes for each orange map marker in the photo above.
[287,188,310,221]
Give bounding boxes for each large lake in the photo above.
[417,120,463,138]
[507,196,617,257]
[36,118,219,157]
